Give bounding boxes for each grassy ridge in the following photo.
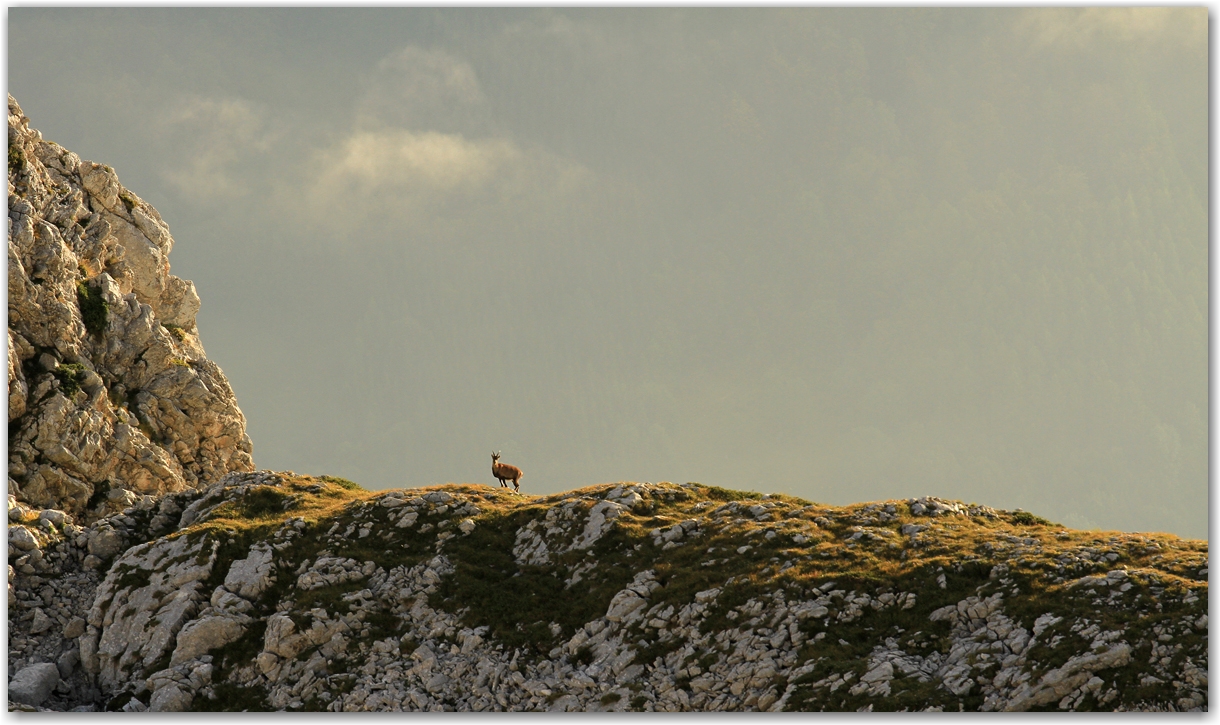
[163,474,1205,712]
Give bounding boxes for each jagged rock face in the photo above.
[6,95,254,519]
[11,476,1206,713]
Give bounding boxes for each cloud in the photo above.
[313,128,520,196]
[143,44,597,241]
[356,46,485,131]
[298,127,592,232]
[154,95,278,200]
[1014,7,1206,53]
[283,43,599,235]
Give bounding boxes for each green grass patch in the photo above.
[51,362,87,397]
[190,681,271,712]
[361,607,400,639]
[1009,511,1054,527]
[319,475,363,491]
[229,485,292,518]
[76,279,109,336]
[109,562,153,593]
[698,484,765,502]
[432,505,638,658]
[9,140,24,171]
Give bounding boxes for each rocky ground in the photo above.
[8,472,1208,712]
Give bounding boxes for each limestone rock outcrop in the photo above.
[8,475,1206,712]
[7,95,253,520]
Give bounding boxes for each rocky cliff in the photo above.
[5,99,1208,713]
[7,96,253,520]
[7,474,1209,712]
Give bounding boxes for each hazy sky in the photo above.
[8,8,1208,538]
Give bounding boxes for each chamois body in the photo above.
[491,452,523,493]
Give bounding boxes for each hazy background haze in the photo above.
[8,8,1208,537]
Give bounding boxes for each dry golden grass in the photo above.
[159,472,1205,712]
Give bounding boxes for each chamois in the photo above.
[491,452,523,493]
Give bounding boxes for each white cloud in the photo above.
[154,95,277,200]
[284,44,597,232]
[147,45,597,239]
[313,128,520,196]
[1014,8,1206,52]
[298,127,592,232]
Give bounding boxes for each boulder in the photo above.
[223,542,275,599]
[63,617,87,639]
[56,649,81,679]
[29,607,53,634]
[605,590,646,623]
[149,684,193,713]
[171,615,248,665]
[263,613,307,659]
[10,525,41,551]
[38,509,69,527]
[8,663,59,706]
[571,500,625,550]
[86,528,123,560]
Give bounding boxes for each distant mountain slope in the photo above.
[9,474,1206,712]
[7,96,253,520]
